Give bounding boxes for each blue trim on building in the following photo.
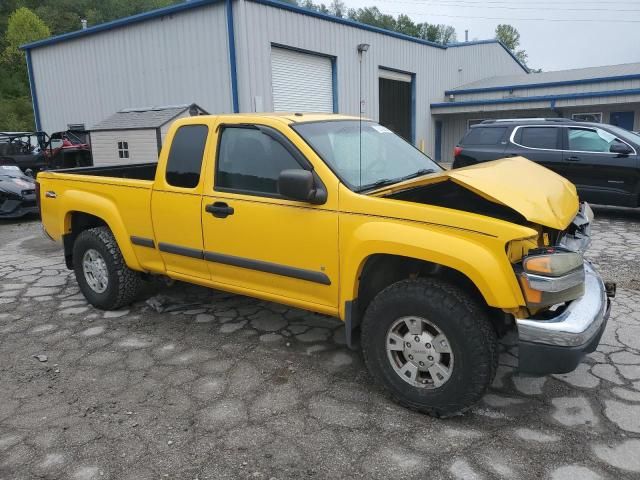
[434,120,443,162]
[411,73,416,144]
[21,0,224,50]
[25,50,41,130]
[379,66,416,144]
[446,72,640,96]
[431,87,640,109]
[331,57,339,113]
[226,0,239,113]
[447,39,529,73]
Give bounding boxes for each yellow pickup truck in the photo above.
[37,113,613,417]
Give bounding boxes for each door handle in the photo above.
[566,156,581,162]
[206,202,234,218]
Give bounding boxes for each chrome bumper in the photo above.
[516,262,612,374]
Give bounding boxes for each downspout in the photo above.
[225,0,240,113]
[25,49,42,131]
[550,99,562,118]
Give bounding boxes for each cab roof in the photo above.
[185,112,364,125]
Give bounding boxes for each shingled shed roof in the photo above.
[91,103,207,131]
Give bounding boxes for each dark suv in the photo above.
[453,118,640,208]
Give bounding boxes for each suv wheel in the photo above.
[361,278,498,417]
[73,226,143,310]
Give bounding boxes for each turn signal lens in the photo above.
[518,276,542,304]
[523,252,583,277]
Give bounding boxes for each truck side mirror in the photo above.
[278,169,327,205]
[610,143,633,156]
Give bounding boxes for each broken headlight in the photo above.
[518,248,585,308]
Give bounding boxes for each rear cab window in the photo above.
[165,125,209,188]
[461,127,507,146]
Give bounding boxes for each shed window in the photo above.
[117,141,129,159]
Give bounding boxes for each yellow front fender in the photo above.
[339,219,527,317]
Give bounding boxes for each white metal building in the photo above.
[21,0,527,162]
[89,104,207,165]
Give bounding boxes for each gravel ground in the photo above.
[1,207,640,480]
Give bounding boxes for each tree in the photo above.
[329,0,346,18]
[495,24,527,66]
[419,23,456,44]
[3,8,51,65]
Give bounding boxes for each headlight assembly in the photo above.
[518,248,585,308]
[523,250,584,277]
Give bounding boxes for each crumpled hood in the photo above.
[372,157,579,230]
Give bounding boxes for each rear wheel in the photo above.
[361,278,498,417]
[73,226,143,310]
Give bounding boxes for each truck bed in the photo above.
[50,162,157,181]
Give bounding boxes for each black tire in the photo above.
[361,278,498,418]
[72,226,143,310]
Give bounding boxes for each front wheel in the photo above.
[361,278,498,417]
[72,226,143,310]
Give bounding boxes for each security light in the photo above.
[357,43,370,53]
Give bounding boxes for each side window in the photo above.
[165,125,208,188]
[462,127,506,146]
[518,127,559,149]
[568,128,619,153]
[216,127,302,196]
[117,141,129,159]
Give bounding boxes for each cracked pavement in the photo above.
[1,207,640,479]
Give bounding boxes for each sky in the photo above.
[343,0,640,72]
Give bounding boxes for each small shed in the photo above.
[90,103,207,166]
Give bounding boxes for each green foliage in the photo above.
[3,7,50,64]
[495,24,531,68]
[0,96,34,131]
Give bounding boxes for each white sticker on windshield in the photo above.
[372,125,393,133]
[597,129,616,143]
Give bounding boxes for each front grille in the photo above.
[559,202,593,252]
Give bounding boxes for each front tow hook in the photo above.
[605,282,617,298]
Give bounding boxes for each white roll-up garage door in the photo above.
[271,47,333,113]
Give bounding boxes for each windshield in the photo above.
[292,120,442,191]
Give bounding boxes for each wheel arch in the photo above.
[340,233,524,348]
[61,193,141,272]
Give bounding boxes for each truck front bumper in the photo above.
[516,262,612,375]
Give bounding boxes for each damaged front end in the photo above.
[511,202,616,374]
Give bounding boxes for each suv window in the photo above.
[462,127,507,145]
[568,127,626,153]
[216,127,301,195]
[165,125,208,188]
[517,127,559,150]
